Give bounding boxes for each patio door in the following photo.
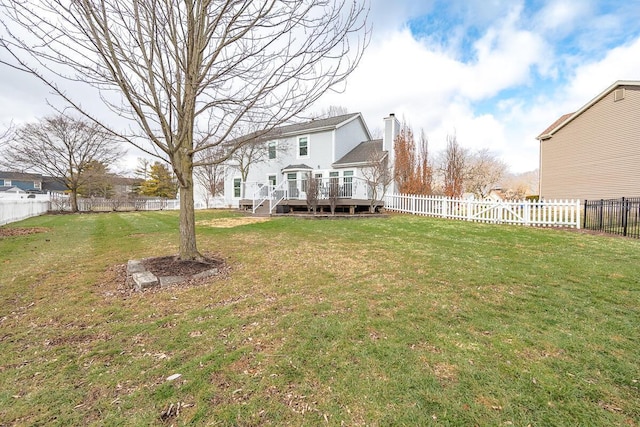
[287,173,298,198]
[343,171,353,197]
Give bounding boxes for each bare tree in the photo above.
[393,121,432,195]
[441,133,467,198]
[501,169,539,200]
[0,0,370,260]
[230,136,290,198]
[465,149,507,199]
[328,175,339,215]
[0,123,12,149]
[304,172,319,214]
[361,150,392,213]
[194,147,226,208]
[2,115,124,211]
[134,158,152,181]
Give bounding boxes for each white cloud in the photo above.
[535,0,590,33]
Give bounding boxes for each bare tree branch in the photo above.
[465,148,507,199]
[1,115,125,211]
[0,0,370,260]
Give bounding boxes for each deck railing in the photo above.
[285,176,371,201]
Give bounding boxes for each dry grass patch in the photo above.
[0,226,49,237]
[197,216,270,228]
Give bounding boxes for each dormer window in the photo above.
[298,137,308,157]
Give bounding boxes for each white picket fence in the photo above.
[0,199,51,226]
[384,194,581,228]
[0,194,181,226]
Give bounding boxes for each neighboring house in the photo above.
[0,171,44,192]
[0,171,67,194]
[537,80,640,200]
[222,113,399,212]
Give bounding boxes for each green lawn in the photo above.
[1,210,639,426]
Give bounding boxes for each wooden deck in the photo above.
[239,198,383,214]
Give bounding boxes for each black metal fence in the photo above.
[583,197,640,238]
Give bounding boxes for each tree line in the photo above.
[393,120,535,200]
[0,115,178,211]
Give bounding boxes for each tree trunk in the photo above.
[70,189,79,212]
[179,181,200,260]
[175,150,201,261]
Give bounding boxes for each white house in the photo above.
[221,113,400,213]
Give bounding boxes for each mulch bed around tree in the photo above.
[141,254,225,277]
[0,227,49,237]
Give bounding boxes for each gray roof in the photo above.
[42,176,67,192]
[282,164,313,171]
[229,113,363,146]
[0,171,42,181]
[0,186,25,193]
[333,139,385,166]
[276,113,361,136]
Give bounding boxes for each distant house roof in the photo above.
[333,139,385,167]
[0,171,42,181]
[537,80,640,140]
[110,175,142,186]
[0,186,26,193]
[42,176,67,192]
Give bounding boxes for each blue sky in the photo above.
[319,0,640,172]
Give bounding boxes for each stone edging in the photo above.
[126,259,219,291]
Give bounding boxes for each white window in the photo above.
[34,181,41,190]
[3,179,11,186]
[268,175,277,186]
[233,178,242,198]
[298,137,308,157]
[268,141,277,159]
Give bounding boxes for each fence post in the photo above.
[583,199,587,229]
[598,199,604,231]
[442,196,448,218]
[622,197,628,237]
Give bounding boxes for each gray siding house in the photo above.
[537,80,640,200]
[222,113,399,212]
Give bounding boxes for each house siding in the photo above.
[334,119,369,162]
[540,85,640,200]
[217,114,378,208]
